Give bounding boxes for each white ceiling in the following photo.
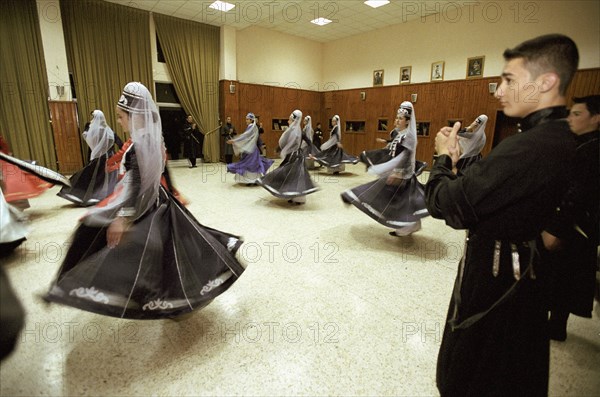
[105,0,443,42]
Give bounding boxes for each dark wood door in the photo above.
[48,101,82,173]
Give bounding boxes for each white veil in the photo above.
[84,110,115,160]
[369,101,416,176]
[458,114,488,158]
[232,113,259,155]
[303,115,314,141]
[321,115,341,150]
[85,82,165,225]
[279,109,302,158]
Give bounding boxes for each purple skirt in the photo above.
[227,148,273,176]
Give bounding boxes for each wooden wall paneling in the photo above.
[48,101,83,174]
[218,68,598,163]
[219,80,240,162]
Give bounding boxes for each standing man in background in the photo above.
[182,114,202,168]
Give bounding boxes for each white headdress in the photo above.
[84,110,115,160]
[321,114,341,150]
[85,82,164,225]
[231,113,258,155]
[459,114,488,158]
[303,115,313,141]
[279,109,303,158]
[369,101,417,176]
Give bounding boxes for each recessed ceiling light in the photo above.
[209,1,235,12]
[364,0,390,8]
[310,17,332,26]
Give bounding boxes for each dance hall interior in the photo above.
[1,0,599,396]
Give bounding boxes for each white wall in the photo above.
[35,1,600,95]
[322,0,600,90]
[37,0,71,101]
[220,25,237,81]
[235,25,323,90]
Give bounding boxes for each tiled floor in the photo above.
[1,160,599,396]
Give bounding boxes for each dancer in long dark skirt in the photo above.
[312,115,358,174]
[258,110,318,205]
[359,120,400,169]
[57,110,118,206]
[45,82,245,320]
[301,115,321,169]
[342,102,428,236]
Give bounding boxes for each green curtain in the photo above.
[0,0,56,169]
[60,0,152,157]
[153,13,221,163]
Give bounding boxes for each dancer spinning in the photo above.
[227,113,273,185]
[312,115,358,174]
[456,114,488,174]
[359,118,400,168]
[341,102,428,236]
[0,136,52,209]
[301,115,321,169]
[258,110,318,205]
[57,110,118,206]
[45,82,246,319]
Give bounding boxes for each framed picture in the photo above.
[431,61,444,81]
[417,121,430,137]
[466,56,485,79]
[400,66,411,84]
[373,69,384,86]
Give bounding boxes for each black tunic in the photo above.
[425,107,576,396]
[545,130,599,318]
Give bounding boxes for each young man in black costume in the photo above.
[426,34,579,396]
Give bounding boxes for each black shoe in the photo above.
[287,199,293,203]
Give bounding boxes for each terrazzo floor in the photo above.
[1,159,598,396]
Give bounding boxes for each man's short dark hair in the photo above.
[503,34,579,95]
[573,95,600,116]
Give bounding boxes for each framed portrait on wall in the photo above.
[431,61,444,81]
[373,69,384,86]
[416,121,430,137]
[466,56,485,79]
[400,66,411,84]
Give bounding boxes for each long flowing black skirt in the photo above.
[45,187,245,319]
[57,153,117,206]
[314,146,358,168]
[257,151,318,199]
[359,148,392,168]
[341,174,428,227]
